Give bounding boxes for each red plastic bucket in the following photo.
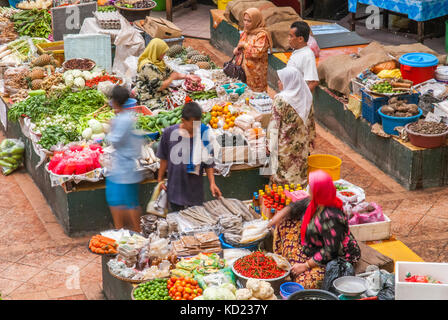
[399,53,438,85]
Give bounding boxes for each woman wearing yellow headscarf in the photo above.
[136,38,185,109]
[233,8,272,92]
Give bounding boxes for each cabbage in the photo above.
[65,74,74,86]
[72,70,83,78]
[91,133,105,141]
[203,286,236,300]
[82,71,93,80]
[74,77,85,88]
[82,127,93,140]
[221,283,237,294]
[88,119,103,134]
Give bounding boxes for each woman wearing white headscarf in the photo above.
[267,66,316,186]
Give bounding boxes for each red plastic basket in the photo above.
[127,105,152,115]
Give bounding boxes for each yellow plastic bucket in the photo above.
[217,0,230,10]
[307,154,342,181]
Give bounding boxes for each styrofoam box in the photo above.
[349,214,391,242]
[395,262,448,300]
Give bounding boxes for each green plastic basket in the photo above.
[152,0,166,11]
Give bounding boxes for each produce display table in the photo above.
[0,95,269,236]
[348,0,448,43]
[313,85,448,190]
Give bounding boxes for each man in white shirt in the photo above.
[287,21,319,92]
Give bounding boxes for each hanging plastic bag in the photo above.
[307,35,320,58]
[146,181,169,217]
[321,258,355,295]
[0,138,24,175]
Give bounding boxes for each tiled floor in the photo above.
[152,4,214,39]
[1,38,448,300]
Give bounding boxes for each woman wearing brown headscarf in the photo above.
[233,8,272,92]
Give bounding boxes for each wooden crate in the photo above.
[349,214,391,242]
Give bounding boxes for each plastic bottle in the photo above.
[253,192,259,207]
[271,208,276,217]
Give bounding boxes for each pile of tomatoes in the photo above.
[209,103,240,130]
[167,276,203,300]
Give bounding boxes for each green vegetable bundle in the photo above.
[189,90,218,101]
[38,125,80,150]
[8,95,59,122]
[97,5,117,12]
[137,106,211,134]
[56,89,107,119]
[11,9,52,39]
[0,139,25,176]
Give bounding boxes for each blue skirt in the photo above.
[106,178,140,209]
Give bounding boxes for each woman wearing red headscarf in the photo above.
[233,8,272,92]
[269,170,360,288]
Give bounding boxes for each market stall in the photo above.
[0,5,275,234]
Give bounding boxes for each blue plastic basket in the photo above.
[221,83,247,95]
[218,234,258,251]
[123,98,137,109]
[378,107,423,135]
[361,88,420,125]
[8,0,22,8]
[280,282,304,299]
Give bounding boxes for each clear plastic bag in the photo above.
[348,202,384,225]
[3,66,29,95]
[0,138,24,175]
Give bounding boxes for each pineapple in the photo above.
[29,67,45,80]
[31,54,52,67]
[190,55,208,63]
[166,44,183,58]
[185,46,195,53]
[196,61,211,70]
[186,50,200,59]
[31,79,43,90]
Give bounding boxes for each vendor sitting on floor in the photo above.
[156,102,222,212]
[268,170,361,289]
[135,38,186,110]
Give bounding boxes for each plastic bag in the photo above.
[0,138,24,175]
[321,258,355,294]
[195,267,236,290]
[348,202,384,225]
[146,181,169,217]
[240,219,269,244]
[307,35,320,58]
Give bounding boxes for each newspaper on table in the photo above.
[45,163,104,187]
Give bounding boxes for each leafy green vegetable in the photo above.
[38,125,80,150]
[56,89,107,119]
[8,95,58,122]
[11,9,52,39]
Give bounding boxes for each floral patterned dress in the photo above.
[303,206,361,266]
[136,63,173,110]
[268,96,316,186]
[274,218,326,289]
[235,31,270,92]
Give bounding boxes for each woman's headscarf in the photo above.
[301,170,343,245]
[137,38,169,73]
[243,8,272,49]
[277,67,312,124]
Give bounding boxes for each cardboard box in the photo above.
[143,17,182,39]
[214,145,249,164]
[395,262,448,300]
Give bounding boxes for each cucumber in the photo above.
[2,157,17,165]
[0,159,13,167]
[28,90,46,97]
[170,118,177,125]
[161,119,170,128]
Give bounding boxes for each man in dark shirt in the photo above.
[156,102,222,212]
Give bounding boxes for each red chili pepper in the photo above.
[234,251,285,279]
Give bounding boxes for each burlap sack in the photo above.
[383,43,447,64]
[267,20,299,51]
[263,6,301,26]
[317,42,391,96]
[224,0,274,28]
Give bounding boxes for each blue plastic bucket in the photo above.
[280,282,304,299]
[123,98,137,109]
[378,107,423,135]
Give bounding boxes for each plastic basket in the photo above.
[307,154,342,181]
[378,107,423,135]
[123,98,137,109]
[361,88,420,125]
[126,105,152,115]
[36,41,65,66]
[218,234,258,251]
[280,282,304,299]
